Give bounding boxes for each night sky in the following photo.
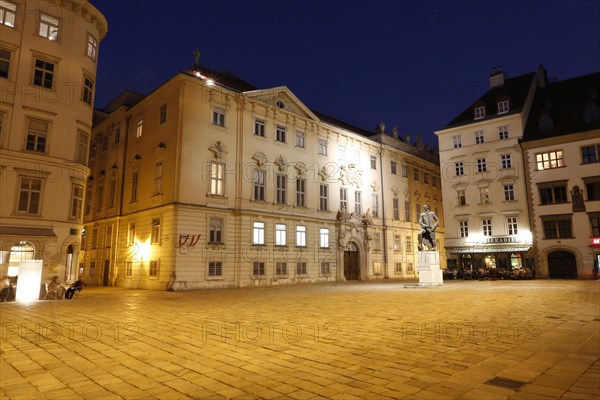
[91,0,599,147]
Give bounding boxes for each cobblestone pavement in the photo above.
[1,280,599,400]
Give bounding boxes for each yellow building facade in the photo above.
[82,65,444,290]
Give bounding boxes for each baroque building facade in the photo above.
[0,0,107,281]
[82,65,444,290]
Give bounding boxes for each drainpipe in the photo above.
[113,115,131,284]
[379,140,389,278]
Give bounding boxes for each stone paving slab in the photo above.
[1,280,599,399]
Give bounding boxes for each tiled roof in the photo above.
[444,72,535,129]
[522,72,600,141]
[183,65,257,92]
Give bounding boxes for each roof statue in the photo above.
[193,49,201,66]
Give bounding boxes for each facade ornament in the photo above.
[391,185,400,196]
[362,209,373,225]
[274,155,287,172]
[294,161,307,176]
[252,152,267,167]
[415,134,424,151]
[378,121,385,134]
[209,141,228,159]
[193,49,201,66]
[339,164,362,187]
[405,134,411,144]
[371,181,379,192]
[318,166,330,181]
[392,126,399,139]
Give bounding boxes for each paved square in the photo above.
[1,280,599,399]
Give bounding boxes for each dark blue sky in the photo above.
[92,0,600,147]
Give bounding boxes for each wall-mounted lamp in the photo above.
[112,163,118,169]
[158,142,166,148]
[134,154,141,160]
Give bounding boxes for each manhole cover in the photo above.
[484,377,527,390]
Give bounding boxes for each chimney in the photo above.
[489,66,505,88]
[536,64,547,88]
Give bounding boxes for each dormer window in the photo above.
[583,104,599,124]
[497,100,509,114]
[474,106,485,120]
[539,113,553,131]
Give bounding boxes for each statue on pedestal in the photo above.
[418,205,439,251]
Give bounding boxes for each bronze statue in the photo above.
[418,205,439,250]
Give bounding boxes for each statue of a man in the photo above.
[418,205,439,250]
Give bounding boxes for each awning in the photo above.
[0,226,57,237]
[449,246,531,254]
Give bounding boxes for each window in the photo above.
[584,105,600,124]
[131,171,138,202]
[455,162,464,176]
[432,175,438,187]
[402,164,408,178]
[395,262,402,274]
[539,113,553,131]
[373,262,382,275]
[295,131,305,148]
[159,104,167,124]
[405,239,414,253]
[101,134,109,152]
[33,58,55,89]
[84,187,91,215]
[87,34,98,60]
[253,262,265,276]
[276,174,287,204]
[352,150,360,164]
[212,108,225,127]
[209,218,223,243]
[208,261,222,277]
[459,220,469,237]
[320,262,330,276]
[413,168,419,181]
[253,169,265,201]
[0,1,16,27]
[507,217,518,235]
[476,158,487,173]
[114,127,121,144]
[474,106,485,119]
[536,151,564,170]
[69,185,83,220]
[76,130,89,164]
[275,224,286,246]
[504,184,515,201]
[479,187,490,204]
[108,179,116,208]
[318,139,327,155]
[136,120,143,138]
[127,222,135,244]
[392,198,400,220]
[340,188,347,211]
[393,235,401,251]
[149,260,159,277]
[125,261,133,277]
[370,155,377,169]
[319,184,328,211]
[296,178,306,207]
[584,178,600,201]
[338,145,346,161]
[276,125,286,142]
[423,172,429,184]
[391,161,397,175]
[415,203,420,222]
[501,154,512,169]
[296,262,307,275]
[149,218,160,244]
[320,228,329,248]
[254,119,265,137]
[82,76,94,105]
[456,190,466,206]
[482,219,493,236]
[276,262,287,276]
[296,225,306,247]
[25,118,48,153]
[372,194,378,218]
[39,13,59,40]
[589,213,600,236]
[96,182,103,210]
[581,144,600,164]
[354,191,362,215]
[407,262,414,273]
[91,228,98,249]
[453,135,462,148]
[154,162,163,195]
[538,182,568,205]
[90,261,96,276]
[497,100,509,114]
[498,126,509,140]
[475,131,484,144]
[0,48,10,78]
[373,234,381,251]
[253,222,265,245]
[210,161,225,196]
[542,215,573,239]
[404,200,411,222]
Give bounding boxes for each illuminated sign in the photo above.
[485,237,518,244]
[593,238,600,246]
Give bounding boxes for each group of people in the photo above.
[0,275,16,302]
[45,276,85,300]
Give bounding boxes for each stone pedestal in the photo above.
[418,251,443,287]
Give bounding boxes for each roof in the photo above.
[311,109,375,137]
[183,65,257,92]
[522,72,600,141]
[444,72,536,129]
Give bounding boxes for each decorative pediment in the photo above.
[209,141,228,159]
[252,152,267,167]
[244,87,320,122]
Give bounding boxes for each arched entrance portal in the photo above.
[548,251,577,279]
[344,241,360,280]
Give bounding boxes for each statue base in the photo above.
[418,251,443,287]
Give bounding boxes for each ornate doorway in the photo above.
[548,251,577,279]
[344,241,360,280]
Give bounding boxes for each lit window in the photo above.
[497,100,509,114]
[0,48,10,78]
[253,222,265,245]
[393,235,401,251]
[391,161,397,175]
[474,106,485,119]
[507,217,518,235]
[70,185,83,220]
[87,34,98,60]
[318,139,327,155]
[212,108,225,127]
[275,224,286,246]
[535,151,563,170]
[151,218,160,244]
[25,118,48,153]
[295,131,305,148]
[254,119,265,137]
[504,184,515,201]
[136,120,143,138]
[0,1,17,27]
[475,130,484,144]
[482,219,493,236]
[498,126,509,140]
[276,174,287,204]
[209,218,223,243]
[253,169,265,201]
[159,104,167,124]
[320,228,329,248]
[208,261,222,277]
[210,161,225,196]
[276,125,286,142]
[296,178,306,207]
[39,13,59,41]
[501,154,512,169]
[33,58,55,89]
[319,184,328,211]
[453,135,462,148]
[296,225,306,247]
